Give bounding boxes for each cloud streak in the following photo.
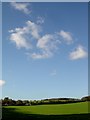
[69,45,88,60]
[59,30,73,44]
[50,70,57,76]
[36,16,45,24]
[9,21,41,49]
[31,34,60,59]
[0,80,5,87]
[9,21,87,60]
[10,2,31,14]
[9,27,31,49]
[9,20,61,59]
[26,21,40,39]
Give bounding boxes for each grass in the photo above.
[2,102,90,120]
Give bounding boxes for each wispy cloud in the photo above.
[9,21,40,49]
[9,2,88,61]
[9,20,61,59]
[69,45,88,60]
[26,21,40,39]
[37,34,54,50]
[0,80,5,87]
[10,2,31,14]
[9,27,31,49]
[36,16,45,24]
[31,34,60,59]
[9,21,87,61]
[50,70,57,76]
[59,30,73,44]
[31,52,51,59]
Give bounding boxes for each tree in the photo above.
[81,96,90,101]
[16,100,23,106]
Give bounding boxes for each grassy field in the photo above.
[2,102,90,120]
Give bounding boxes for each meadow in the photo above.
[2,102,90,120]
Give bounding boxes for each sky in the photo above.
[2,2,88,100]
[1,0,89,2]
[0,2,2,98]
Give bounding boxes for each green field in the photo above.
[2,102,90,120]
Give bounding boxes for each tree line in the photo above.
[1,96,90,106]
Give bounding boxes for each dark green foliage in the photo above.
[81,96,90,102]
[2,96,90,106]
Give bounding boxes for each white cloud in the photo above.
[9,27,31,49]
[9,21,41,49]
[10,33,30,49]
[10,20,85,60]
[36,16,44,24]
[8,29,14,33]
[0,80,5,87]
[37,34,54,50]
[10,2,30,14]
[69,45,88,60]
[50,70,57,76]
[9,20,61,59]
[26,21,40,39]
[31,52,51,59]
[59,30,73,44]
[31,34,60,59]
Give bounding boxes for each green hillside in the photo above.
[3,102,90,120]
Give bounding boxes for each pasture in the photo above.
[2,102,90,120]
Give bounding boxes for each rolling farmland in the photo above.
[2,102,90,120]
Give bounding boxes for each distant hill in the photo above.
[1,96,90,106]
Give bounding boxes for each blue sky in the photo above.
[0,2,2,98]
[2,0,89,2]
[2,2,88,100]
